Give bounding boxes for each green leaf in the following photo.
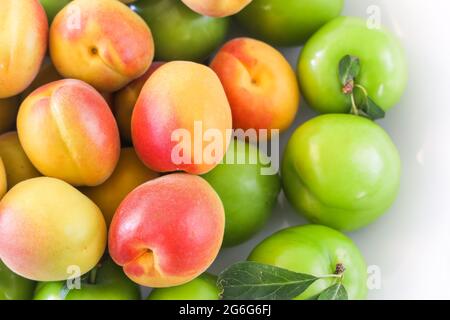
[339,55,361,86]
[360,96,385,120]
[217,261,318,300]
[317,283,348,300]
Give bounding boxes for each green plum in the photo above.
[147,274,219,300]
[298,16,408,114]
[282,114,401,231]
[33,259,141,300]
[248,224,368,300]
[39,0,71,23]
[202,140,281,247]
[130,0,229,61]
[0,259,36,300]
[235,0,344,46]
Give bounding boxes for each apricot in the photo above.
[113,62,165,144]
[211,37,300,134]
[0,177,107,281]
[17,79,120,187]
[0,159,5,199]
[0,0,48,98]
[132,61,232,175]
[0,132,41,188]
[0,97,20,134]
[80,148,159,226]
[181,0,252,17]
[109,173,225,287]
[50,0,154,92]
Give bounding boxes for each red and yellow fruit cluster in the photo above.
[0,0,301,289]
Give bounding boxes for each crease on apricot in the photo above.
[48,85,86,185]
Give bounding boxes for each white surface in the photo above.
[208,0,450,300]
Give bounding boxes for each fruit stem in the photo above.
[319,274,343,279]
[354,84,370,103]
[354,84,368,96]
[350,92,359,115]
[318,263,346,282]
[344,80,371,117]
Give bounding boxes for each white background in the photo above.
[208,0,450,300]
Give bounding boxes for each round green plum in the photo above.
[248,224,368,299]
[0,259,36,300]
[130,0,229,61]
[282,114,401,231]
[147,274,219,300]
[202,140,281,247]
[33,259,141,300]
[298,16,408,114]
[39,0,71,23]
[235,0,344,47]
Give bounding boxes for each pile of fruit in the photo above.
[0,0,407,300]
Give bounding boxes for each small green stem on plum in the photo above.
[339,55,385,120]
[318,263,346,283]
[341,79,362,116]
[354,84,371,107]
[350,92,359,115]
[318,274,343,279]
[354,84,369,98]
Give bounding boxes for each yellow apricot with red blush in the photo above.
[132,61,232,175]
[0,0,48,98]
[211,37,300,135]
[0,177,106,281]
[17,79,120,187]
[109,173,225,287]
[50,0,154,92]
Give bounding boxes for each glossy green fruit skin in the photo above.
[130,0,229,61]
[249,224,368,299]
[0,260,36,300]
[33,259,141,300]
[298,16,408,113]
[39,0,71,23]
[236,0,344,47]
[282,114,401,231]
[148,274,219,300]
[202,140,281,247]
